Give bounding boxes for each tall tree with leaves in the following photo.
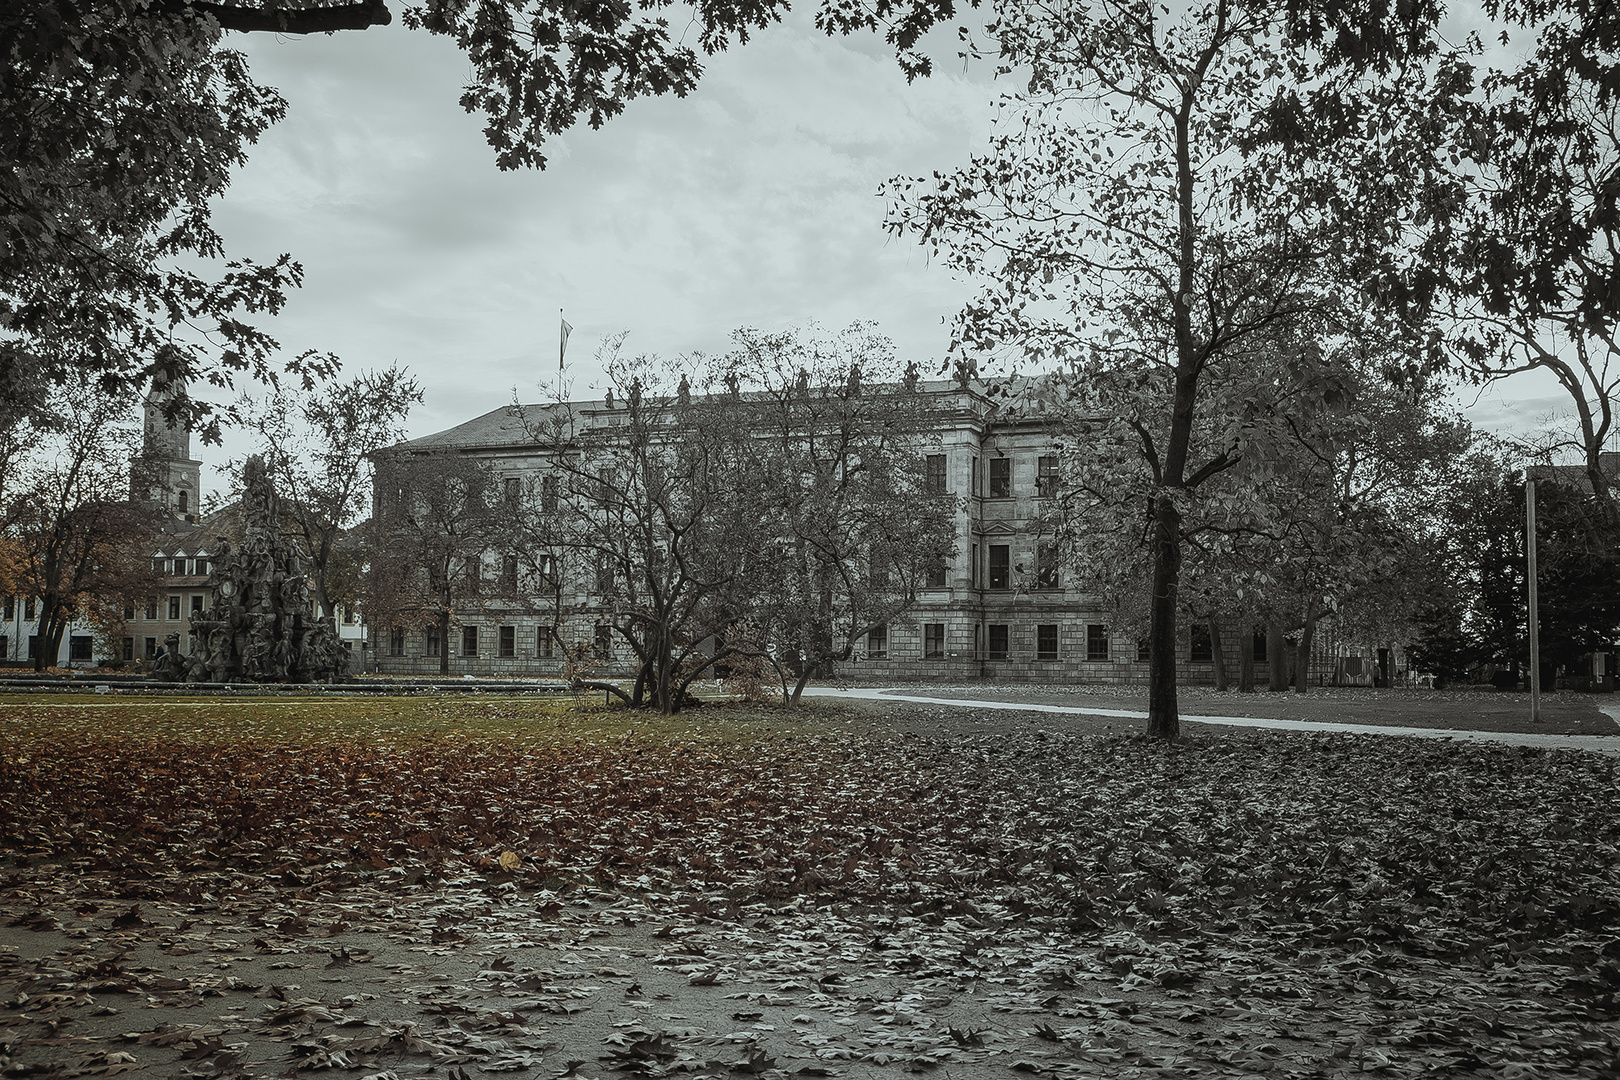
[237,365,422,621]
[0,389,161,670]
[1407,447,1527,684]
[1436,8,1620,515]
[0,1,341,441]
[886,0,1463,736]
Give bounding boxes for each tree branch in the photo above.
[173,0,392,34]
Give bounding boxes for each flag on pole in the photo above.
[559,313,573,371]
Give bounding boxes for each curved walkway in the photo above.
[802,686,1620,754]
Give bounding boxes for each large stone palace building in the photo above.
[371,380,1307,684]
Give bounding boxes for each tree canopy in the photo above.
[885,0,1468,735]
[1,1,338,443]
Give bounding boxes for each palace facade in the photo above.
[371,381,1319,684]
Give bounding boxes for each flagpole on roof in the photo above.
[559,310,573,373]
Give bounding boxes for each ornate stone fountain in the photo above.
[153,455,345,683]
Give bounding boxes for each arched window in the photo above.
[177,489,189,513]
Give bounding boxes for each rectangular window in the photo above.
[867,552,889,588]
[197,559,210,578]
[2,596,12,619]
[1190,623,1213,663]
[988,623,1009,661]
[595,555,614,594]
[594,624,613,659]
[499,625,516,658]
[153,557,167,576]
[24,597,36,620]
[988,545,1010,590]
[1253,628,1269,662]
[343,607,355,625]
[1137,639,1151,662]
[971,457,980,496]
[1038,623,1059,661]
[537,625,554,659]
[122,637,134,661]
[426,626,442,657]
[462,625,479,657]
[1087,624,1109,662]
[1037,455,1060,497]
[144,637,157,658]
[501,554,518,595]
[596,468,617,508]
[989,457,1011,498]
[924,623,945,659]
[867,624,888,659]
[0,635,8,659]
[974,623,981,659]
[536,553,558,583]
[924,454,947,495]
[504,477,521,504]
[190,594,204,614]
[970,543,979,588]
[462,557,483,591]
[27,635,39,659]
[1035,543,1059,588]
[388,627,405,656]
[925,558,947,589]
[145,599,157,620]
[69,636,92,661]
[124,602,136,620]
[167,595,180,621]
[542,475,560,512]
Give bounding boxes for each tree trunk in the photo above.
[1147,495,1182,739]
[177,0,393,34]
[33,596,59,672]
[438,610,451,676]
[790,664,813,705]
[1294,603,1319,694]
[1238,625,1255,692]
[1267,622,1288,691]
[45,623,68,670]
[1209,616,1228,692]
[313,527,335,621]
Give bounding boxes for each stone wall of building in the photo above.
[369,382,1387,686]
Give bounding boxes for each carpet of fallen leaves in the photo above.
[1,697,1618,1079]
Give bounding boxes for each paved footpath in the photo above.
[803,685,1620,754]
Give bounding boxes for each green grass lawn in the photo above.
[0,693,888,750]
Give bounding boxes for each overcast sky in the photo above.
[199,9,1557,495]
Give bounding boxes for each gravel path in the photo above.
[804,686,1620,753]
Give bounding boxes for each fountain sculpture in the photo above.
[152,455,345,683]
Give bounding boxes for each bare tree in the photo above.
[238,365,422,621]
[716,324,959,703]
[366,450,504,676]
[511,342,773,713]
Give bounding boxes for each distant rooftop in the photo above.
[385,377,1070,456]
